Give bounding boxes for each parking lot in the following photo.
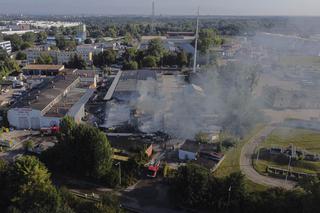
[0,130,58,161]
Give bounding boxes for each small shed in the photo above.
[178,140,200,160]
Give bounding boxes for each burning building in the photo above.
[102,69,222,140]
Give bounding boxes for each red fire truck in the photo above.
[147,160,160,178]
[40,126,60,136]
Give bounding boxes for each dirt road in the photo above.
[240,125,296,190]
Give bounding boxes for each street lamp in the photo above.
[284,156,292,186]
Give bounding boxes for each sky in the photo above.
[1,0,320,16]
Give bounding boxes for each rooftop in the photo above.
[22,64,64,71]
[12,75,79,112]
[106,70,157,100]
[44,87,87,117]
[180,140,200,153]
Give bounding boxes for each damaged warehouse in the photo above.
[101,69,222,140]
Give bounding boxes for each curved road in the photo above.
[240,125,296,190]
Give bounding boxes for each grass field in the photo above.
[254,127,320,175]
[260,128,320,152]
[214,124,268,192]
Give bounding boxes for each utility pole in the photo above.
[193,7,200,73]
[284,156,292,186]
[116,162,121,186]
[227,185,232,210]
[256,147,260,161]
[151,0,155,34]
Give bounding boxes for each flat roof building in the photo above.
[0,41,12,54]
[22,64,65,76]
[7,73,94,129]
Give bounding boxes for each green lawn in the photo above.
[259,127,320,153]
[254,127,320,175]
[214,124,268,192]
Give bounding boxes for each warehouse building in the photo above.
[25,48,93,65]
[7,74,94,129]
[105,70,157,102]
[22,64,65,76]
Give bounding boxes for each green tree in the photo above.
[177,50,189,68]
[0,156,62,212]
[123,60,138,70]
[15,51,27,60]
[42,117,113,182]
[123,47,137,62]
[22,32,36,43]
[163,52,178,66]
[4,34,23,51]
[56,36,76,51]
[93,50,116,68]
[0,48,8,61]
[142,56,157,67]
[66,54,86,69]
[37,31,47,44]
[36,53,53,64]
[147,38,165,61]
[198,29,219,54]
[1,58,20,73]
[20,42,33,50]
[102,49,117,66]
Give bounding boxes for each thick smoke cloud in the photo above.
[134,62,263,139]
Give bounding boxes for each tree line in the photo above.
[169,163,320,213]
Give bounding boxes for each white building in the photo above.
[25,48,93,65]
[76,44,104,55]
[7,74,95,129]
[0,41,12,54]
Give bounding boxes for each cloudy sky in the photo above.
[1,0,319,16]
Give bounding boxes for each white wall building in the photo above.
[0,41,12,54]
[76,44,104,54]
[7,74,95,129]
[25,49,93,65]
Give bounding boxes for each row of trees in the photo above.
[93,49,117,68]
[84,17,249,40]
[55,35,77,51]
[3,31,47,52]
[169,163,320,213]
[121,38,191,70]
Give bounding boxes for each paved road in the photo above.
[240,125,296,190]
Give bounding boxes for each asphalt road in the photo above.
[240,125,296,190]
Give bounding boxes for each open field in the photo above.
[254,127,320,175]
[259,127,320,153]
[214,124,268,192]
